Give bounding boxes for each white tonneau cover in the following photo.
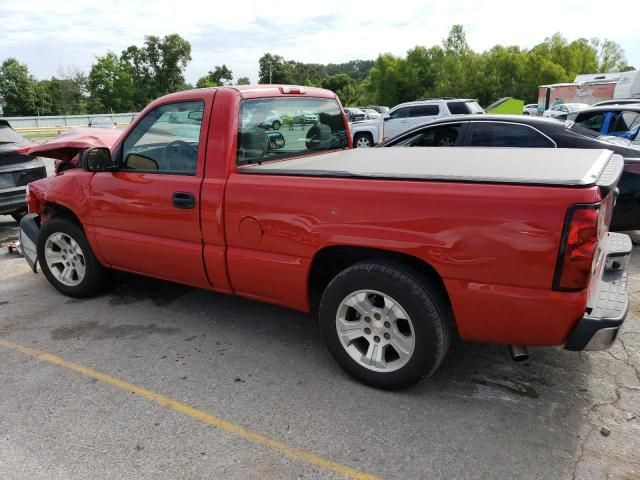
[239,147,617,187]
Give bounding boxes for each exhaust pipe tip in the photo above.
[508,345,529,362]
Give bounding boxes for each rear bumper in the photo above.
[19,213,40,272]
[564,232,631,351]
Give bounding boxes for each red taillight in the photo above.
[554,206,600,291]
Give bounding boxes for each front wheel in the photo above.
[37,217,110,297]
[354,133,373,148]
[319,260,451,389]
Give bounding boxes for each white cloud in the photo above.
[1,0,638,84]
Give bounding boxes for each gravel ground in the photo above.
[0,218,638,479]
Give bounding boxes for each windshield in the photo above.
[237,97,348,165]
[0,125,25,144]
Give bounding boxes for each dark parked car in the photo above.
[381,115,640,231]
[0,120,47,222]
[592,98,640,107]
[570,105,640,141]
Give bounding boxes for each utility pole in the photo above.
[269,63,273,84]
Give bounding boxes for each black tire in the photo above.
[11,212,26,224]
[354,133,373,148]
[272,120,281,130]
[37,217,109,297]
[319,260,451,390]
[523,112,530,115]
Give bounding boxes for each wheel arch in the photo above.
[43,201,83,228]
[353,131,374,148]
[40,201,107,267]
[308,245,452,314]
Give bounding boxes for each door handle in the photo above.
[172,192,195,209]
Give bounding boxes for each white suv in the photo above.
[383,98,484,140]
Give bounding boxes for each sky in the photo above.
[1,0,639,84]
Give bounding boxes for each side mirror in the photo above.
[266,131,286,150]
[383,114,390,121]
[83,147,116,172]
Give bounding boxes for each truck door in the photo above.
[88,97,212,288]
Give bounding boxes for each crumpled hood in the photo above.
[16,128,123,161]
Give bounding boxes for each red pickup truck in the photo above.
[19,85,631,389]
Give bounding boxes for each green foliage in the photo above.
[196,65,233,88]
[0,58,43,115]
[258,54,293,84]
[257,53,375,87]
[88,52,135,113]
[0,26,633,117]
[89,34,192,112]
[363,26,630,107]
[592,38,630,72]
[321,73,360,105]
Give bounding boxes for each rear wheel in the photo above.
[272,120,281,130]
[37,217,110,297]
[319,260,451,389]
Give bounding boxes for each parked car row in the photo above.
[380,114,640,230]
[570,104,640,141]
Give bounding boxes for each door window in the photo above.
[469,123,554,147]
[447,102,468,114]
[388,107,411,119]
[121,101,204,175]
[391,123,465,147]
[613,112,640,132]
[410,105,440,117]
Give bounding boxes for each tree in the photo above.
[44,68,88,115]
[0,58,42,115]
[88,52,135,113]
[196,65,233,88]
[258,54,292,84]
[321,73,360,105]
[236,76,250,85]
[116,34,192,108]
[592,38,629,72]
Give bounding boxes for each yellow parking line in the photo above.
[0,338,381,480]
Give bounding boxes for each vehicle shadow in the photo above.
[101,270,591,478]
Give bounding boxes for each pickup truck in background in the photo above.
[19,85,631,389]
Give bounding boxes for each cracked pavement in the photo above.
[0,215,639,479]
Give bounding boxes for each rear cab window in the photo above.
[236,97,348,166]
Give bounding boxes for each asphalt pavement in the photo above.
[0,217,639,479]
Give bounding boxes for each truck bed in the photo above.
[239,147,619,187]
